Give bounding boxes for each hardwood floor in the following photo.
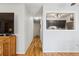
[25,36,79,56]
[25,36,43,56]
[44,52,79,56]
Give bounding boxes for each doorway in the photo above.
[33,17,40,38]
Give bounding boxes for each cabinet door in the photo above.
[3,38,10,56]
[0,40,3,56]
[0,36,16,56]
[10,36,16,56]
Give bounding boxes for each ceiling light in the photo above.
[33,17,41,20]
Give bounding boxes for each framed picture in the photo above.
[46,12,74,30]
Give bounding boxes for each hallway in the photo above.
[25,36,43,56]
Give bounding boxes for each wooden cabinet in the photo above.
[0,36,16,56]
[0,40,3,56]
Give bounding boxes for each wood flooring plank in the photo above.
[25,36,43,56]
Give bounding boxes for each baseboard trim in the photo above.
[44,52,79,56]
[16,54,26,56]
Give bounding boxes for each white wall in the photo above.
[33,21,40,36]
[40,6,43,43]
[0,3,29,54]
[25,4,34,54]
[43,3,79,52]
[25,14,33,53]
